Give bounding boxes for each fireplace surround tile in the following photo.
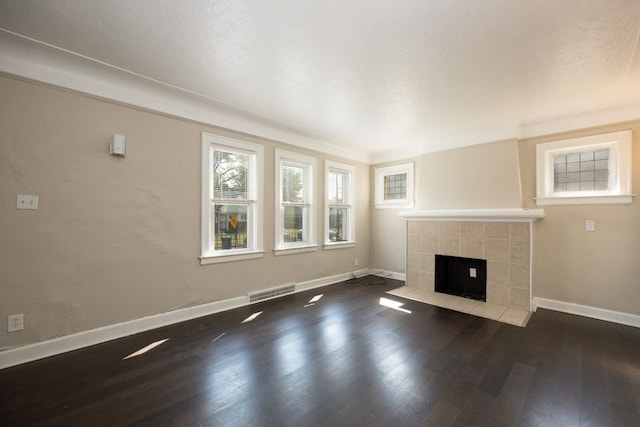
[511,240,530,265]
[460,238,483,259]
[484,239,511,262]
[487,261,510,286]
[407,233,420,253]
[484,222,510,239]
[420,234,439,253]
[439,236,460,256]
[510,222,530,240]
[510,264,530,288]
[420,272,434,289]
[510,287,530,310]
[487,283,510,306]
[461,221,484,238]
[421,253,435,273]
[420,221,440,235]
[439,221,461,237]
[406,218,535,312]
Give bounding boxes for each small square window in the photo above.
[536,130,632,205]
[375,163,414,209]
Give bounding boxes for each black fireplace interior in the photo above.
[435,255,487,302]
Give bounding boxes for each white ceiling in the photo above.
[1,0,640,161]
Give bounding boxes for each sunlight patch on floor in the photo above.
[241,311,263,323]
[379,297,412,314]
[123,338,170,360]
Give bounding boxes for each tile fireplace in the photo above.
[400,209,544,312]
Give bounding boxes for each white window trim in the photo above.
[274,149,317,255]
[324,160,356,249]
[535,130,633,206]
[200,133,264,264]
[375,163,414,209]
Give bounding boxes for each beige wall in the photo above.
[373,130,640,318]
[519,121,640,315]
[369,157,420,274]
[370,139,522,273]
[417,138,523,209]
[0,76,370,349]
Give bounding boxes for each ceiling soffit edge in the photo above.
[2,30,640,165]
[0,30,369,164]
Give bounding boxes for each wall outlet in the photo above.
[17,194,39,210]
[354,258,359,266]
[469,268,477,278]
[8,314,24,332]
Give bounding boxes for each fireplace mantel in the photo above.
[399,208,544,222]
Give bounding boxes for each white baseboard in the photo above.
[296,272,352,292]
[0,272,356,370]
[533,297,640,328]
[370,269,406,281]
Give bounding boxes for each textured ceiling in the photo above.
[1,0,640,158]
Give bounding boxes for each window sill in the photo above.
[375,202,414,210]
[273,245,318,256]
[535,194,634,206]
[323,242,356,250]
[200,251,265,265]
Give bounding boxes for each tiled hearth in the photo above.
[387,286,531,326]
[396,209,544,327]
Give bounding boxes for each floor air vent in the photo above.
[248,284,296,303]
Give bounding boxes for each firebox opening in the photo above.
[435,255,487,302]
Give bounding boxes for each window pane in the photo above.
[329,207,348,241]
[553,149,609,192]
[282,164,304,203]
[213,204,248,250]
[283,205,304,242]
[384,173,407,200]
[213,150,248,199]
[328,171,346,204]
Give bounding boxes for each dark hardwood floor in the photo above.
[1,277,639,426]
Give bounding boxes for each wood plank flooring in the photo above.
[1,277,639,426]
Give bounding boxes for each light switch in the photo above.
[585,220,596,232]
[17,194,39,210]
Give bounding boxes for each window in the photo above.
[325,160,355,247]
[536,130,632,205]
[201,133,263,264]
[375,163,414,209]
[275,149,317,254]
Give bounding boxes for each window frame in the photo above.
[200,133,264,264]
[535,130,633,206]
[274,149,317,255]
[374,163,414,209]
[324,160,356,249]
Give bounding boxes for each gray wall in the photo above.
[0,76,370,350]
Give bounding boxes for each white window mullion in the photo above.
[275,149,317,252]
[325,160,356,247]
[201,133,264,264]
